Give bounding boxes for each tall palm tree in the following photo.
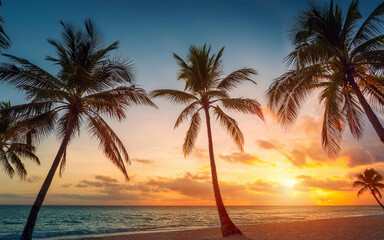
[0,20,156,240]
[151,45,264,237]
[0,0,11,50]
[0,101,40,178]
[353,168,384,209]
[267,0,384,157]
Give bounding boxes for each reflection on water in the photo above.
[0,205,382,239]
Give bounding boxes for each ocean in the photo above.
[1,205,382,239]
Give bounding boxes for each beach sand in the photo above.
[79,215,384,240]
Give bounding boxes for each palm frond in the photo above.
[357,187,368,197]
[7,152,27,179]
[0,149,14,178]
[150,89,198,104]
[352,2,384,46]
[218,68,257,91]
[174,101,201,129]
[0,15,10,50]
[0,54,64,90]
[9,143,40,165]
[87,113,130,180]
[342,0,361,43]
[353,180,367,188]
[358,74,384,113]
[342,87,364,139]
[285,42,340,69]
[373,183,384,189]
[220,98,264,120]
[373,172,384,183]
[205,90,229,100]
[320,76,345,157]
[212,106,244,152]
[182,111,201,156]
[373,187,383,198]
[356,173,366,182]
[267,67,320,127]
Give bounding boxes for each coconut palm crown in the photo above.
[0,101,40,178]
[0,0,11,50]
[0,19,156,239]
[353,168,384,209]
[151,44,264,237]
[152,45,264,155]
[267,0,384,157]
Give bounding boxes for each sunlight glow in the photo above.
[283,179,297,188]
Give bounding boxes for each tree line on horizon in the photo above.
[0,0,384,239]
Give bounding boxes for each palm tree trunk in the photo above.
[371,191,384,210]
[20,116,76,240]
[203,106,242,237]
[348,74,384,143]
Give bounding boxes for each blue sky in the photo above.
[1,0,382,103]
[1,0,384,206]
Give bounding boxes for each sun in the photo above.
[283,179,297,188]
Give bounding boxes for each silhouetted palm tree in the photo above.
[0,101,40,178]
[353,168,384,209]
[151,45,264,237]
[0,0,11,50]
[267,0,384,157]
[0,20,156,240]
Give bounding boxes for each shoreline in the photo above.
[76,214,384,240]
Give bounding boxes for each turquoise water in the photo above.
[0,205,382,239]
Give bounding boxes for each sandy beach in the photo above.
[78,215,384,240]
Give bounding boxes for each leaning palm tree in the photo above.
[0,0,11,50]
[267,0,384,157]
[0,20,156,240]
[151,45,264,237]
[0,101,40,178]
[353,168,384,209]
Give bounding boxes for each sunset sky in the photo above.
[1,0,384,206]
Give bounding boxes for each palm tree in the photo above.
[0,101,40,178]
[151,45,264,237]
[0,20,156,240]
[266,0,384,157]
[353,168,384,209]
[0,0,11,50]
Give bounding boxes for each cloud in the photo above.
[295,115,322,136]
[26,175,42,183]
[295,175,352,192]
[61,184,72,188]
[146,172,247,200]
[288,149,307,167]
[183,171,210,181]
[219,152,267,165]
[366,144,384,163]
[133,158,155,164]
[340,147,374,167]
[256,140,277,150]
[53,192,144,201]
[0,193,34,199]
[94,175,118,183]
[247,180,285,194]
[75,175,120,188]
[193,148,209,159]
[258,137,330,167]
[59,175,151,202]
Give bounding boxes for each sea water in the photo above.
[0,205,382,239]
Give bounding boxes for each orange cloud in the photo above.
[295,175,352,192]
[256,139,277,150]
[219,152,268,165]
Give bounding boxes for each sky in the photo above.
[0,0,384,206]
